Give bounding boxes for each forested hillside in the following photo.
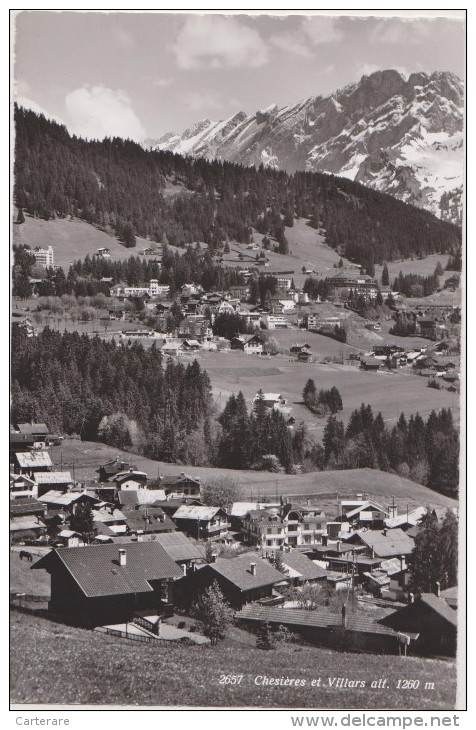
[14,106,461,272]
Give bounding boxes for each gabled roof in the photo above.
[31,543,183,597]
[173,505,225,521]
[34,471,73,485]
[10,516,46,531]
[161,474,200,486]
[207,552,283,591]
[92,507,127,524]
[281,550,328,580]
[345,501,386,519]
[15,452,53,469]
[153,532,205,562]
[384,506,426,529]
[17,423,49,435]
[40,490,99,507]
[113,470,147,484]
[419,594,458,627]
[237,605,402,638]
[124,507,176,534]
[356,528,415,557]
[9,498,44,516]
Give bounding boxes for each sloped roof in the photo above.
[34,472,73,485]
[39,490,99,507]
[420,594,458,627]
[384,507,426,529]
[208,552,283,591]
[10,516,46,531]
[236,605,400,637]
[281,550,328,580]
[356,528,415,557]
[10,499,44,516]
[113,471,147,484]
[31,542,183,597]
[136,489,167,504]
[125,508,176,534]
[153,532,205,562]
[345,501,386,519]
[15,452,53,469]
[161,474,200,486]
[92,507,127,524]
[173,505,225,521]
[230,502,259,517]
[17,423,49,435]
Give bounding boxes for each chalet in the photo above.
[10,497,46,520]
[346,528,415,559]
[182,339,201,351]
[17,422,50,440]
[34,471,74,497]
[53,529,84,548]
[229,501,280,531]
[281,503,327,549]
[253,392,287,409]
[381,592,457,657]
[113,470,148,490]
[384,506,427,531]
[10,432,36,458]
[14,451,53,476]
[341,500,388,530]
[39,490,100,513]
[298,350,313,363]
[235,604,417,655]
[380,557,410,601]
[230,335,264,354]
[172,505,230,540]
[242,509,287,550]
[10,515,48,542]
[96,460,136,482]
[161,473,201,498]
[123,505,176,537]
[360,357,381,371]
[10,473,37,498]
[31,543,183,626]
[290,343,311,355]
[176,552,284,609]
[93,506,129,535]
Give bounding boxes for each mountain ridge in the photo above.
[146,70,463,225]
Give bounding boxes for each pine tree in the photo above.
[381,263,389,286]
[16,207,25,224]
[70,503,95,544]
[408,510,441,593]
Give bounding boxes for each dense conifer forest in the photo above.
[11,327,459,494]
[14,106,461,272]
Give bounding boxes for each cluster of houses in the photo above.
[357,342,460,383]
[10,423,457,657]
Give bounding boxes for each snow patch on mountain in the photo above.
[145,70,463,224]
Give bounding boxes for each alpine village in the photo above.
[11,67,462,709]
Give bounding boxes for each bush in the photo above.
[177,621,186,629]
[428,378,441,390]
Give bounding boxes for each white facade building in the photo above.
[32,246,54,268]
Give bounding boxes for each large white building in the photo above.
[32,246,54,268]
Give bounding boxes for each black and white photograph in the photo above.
[9,8,465,714]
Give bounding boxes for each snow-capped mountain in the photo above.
[146,70,463,224]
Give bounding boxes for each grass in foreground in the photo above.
[10,611,456,709]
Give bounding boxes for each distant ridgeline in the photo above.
[14,106,461,272]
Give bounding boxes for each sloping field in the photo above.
[197,350,459,437]
[12,215,139,269]
[222,218,352,288]
[10,612,457,708]
[51,439,456,513]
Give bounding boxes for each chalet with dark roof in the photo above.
[176,552,284,609]
[32,543,183,626]
[96,460,136,483]
[381,592,457,657]
[161,472,201,498]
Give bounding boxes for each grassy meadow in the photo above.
[10,611,457,709]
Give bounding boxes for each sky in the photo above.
[12,10,466,143]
